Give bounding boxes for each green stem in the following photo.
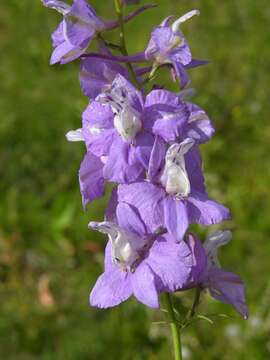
[164,293,182,360]
[114,0,140,87]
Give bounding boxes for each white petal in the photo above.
[171,10,200,33]
[160,138,195,196]
[65,129,84,142]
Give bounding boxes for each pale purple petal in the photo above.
[79,152,105,209]
[134,132,155,169]
[116,202,146,236]
[163,196,189,242]
[118,182,165,232]
[172,61,190,88]
[103,137,144,183]
[132,263,159,308]
[152,103,189,141]
[204,267,248,319]
[145,89,181,108]
[185,233,208,284]
[50,41,86,65]
[90,267,132,308]
[111,74,144,113]
[148,136,167,180]
[82,101,115,156]
[185,102,215,144]
[187,192,231,225]
[147,234,193,291]
[171,42,192,66]
[64,0,103,46]
[80,58,127,99]
[185,146,206,194]
[105,187,118,222]
[52,22,64,47]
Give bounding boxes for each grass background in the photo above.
[0,0,270,359]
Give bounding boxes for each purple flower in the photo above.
[80,57,128,99]
[78,151,105,209]
[118,138,230,241]
[42,0,108,64]
[145,10,205,87]
[43,0,157,65]
[89,202,201,308]
[184,232,248,319]
[144,90,215,144]
[67,74,157,186]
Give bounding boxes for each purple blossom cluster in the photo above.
[43,0,247,318]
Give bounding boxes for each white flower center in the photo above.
[113,106,142,141]
[89,221,146,271]
[98,86,142,142]
[160,138,194,196]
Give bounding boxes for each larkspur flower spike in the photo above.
[42,2,248,355]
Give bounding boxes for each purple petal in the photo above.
[152,104,189,142]
[185,102,215,144]
[116,202,146,236]
[145,89,181,108]
[82,101,115,156]
[64,0,104,46]
[204,267,248,319]
[111,74,144,113]
[103,137,144,183]
[185,146,206,194]
[187,192,231,225]
[134,132,155,169]
[52,21,64,47]
[65,0,104,46]
[80,58,127,99]
[105,187,118,222]
[163,196,189,242]
[79,152,105,209]
[50,41,86,65]
[186,59,209,69]
[118,182,165,232]
[132,263,159,308]
[171,42,192,66]
[83,101,114,129]
[42,0,70,13]
[185,233,208,284]
[147,234,193,291]
[172,61,190,88]
[145,27,175,59]
[148,136,167,181]
[90,267,132,308]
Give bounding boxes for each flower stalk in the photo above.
[114,0,141,87]
[164,293,183,360]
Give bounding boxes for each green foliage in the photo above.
[0,0,270,358]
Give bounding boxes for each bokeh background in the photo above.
[1,0,270,359]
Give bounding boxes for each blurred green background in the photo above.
[1,0,270,359]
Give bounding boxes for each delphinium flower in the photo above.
[42,1,248,359]
[68,87,216,209]
[67,74,155,188]
[82,9,208,88]
[145,10,207,87]
[178,231,248,319]
[42,0,156,64]
[118,137,230,241]
[89,202,203,308]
